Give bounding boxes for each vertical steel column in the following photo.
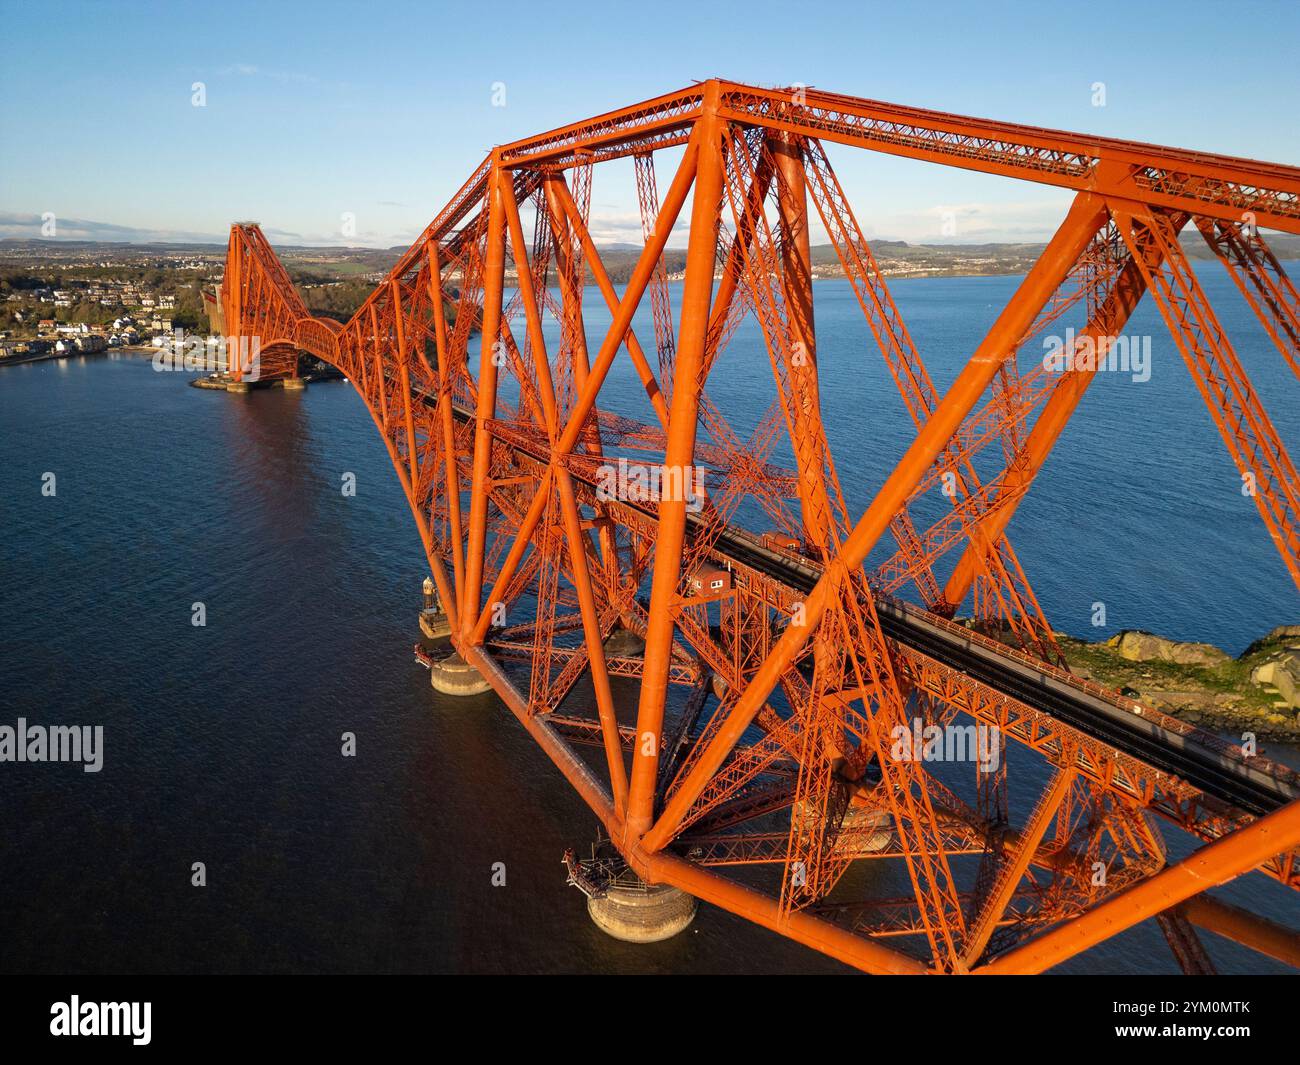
[771,132,830,550]
[226,231,243,379]
[626,86,726,838]
[428,240,466,611]
[461,158,507,637]
[389,278,420,488]
[368,302,388,431]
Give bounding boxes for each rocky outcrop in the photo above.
[1058,624,1300,743]
[1243,625,1300,657]
[1105,630,1230,667]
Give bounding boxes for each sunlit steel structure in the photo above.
[221,80,1300,974]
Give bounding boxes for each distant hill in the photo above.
[3,231,1298,284]
[589,231,1300,283]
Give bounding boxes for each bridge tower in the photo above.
[219,80,1300,973]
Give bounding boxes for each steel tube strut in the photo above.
[770,132,830,549]
[942,227,1160,610]
[1179,893,1300,971]
[461,161,507,634]
[977,798,1300,974]
[428,239,466,610]
[546,175,671,431]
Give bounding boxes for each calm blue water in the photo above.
[0,263,1296,974]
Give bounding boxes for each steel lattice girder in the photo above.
[218,79,1300,975]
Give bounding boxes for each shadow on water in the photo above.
[224,388,320,548]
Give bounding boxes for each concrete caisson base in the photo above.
[587,881,697,943]
[429,653,491,696]
[281,376,306,390]
[225,380,251,393]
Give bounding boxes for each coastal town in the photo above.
[0,239,385,363]
[0,251,214,360]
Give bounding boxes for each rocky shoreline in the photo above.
[1058,625,1300,744]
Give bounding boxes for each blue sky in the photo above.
[2,0,1297,248]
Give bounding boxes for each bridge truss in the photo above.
[220,80,1300,974]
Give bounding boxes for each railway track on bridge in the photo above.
[441,397,1299,821]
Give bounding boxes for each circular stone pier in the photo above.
[588,881,697,943]
[428,652,491,696]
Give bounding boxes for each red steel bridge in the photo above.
[218,80,1300,974]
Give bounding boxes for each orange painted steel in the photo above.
[220,80,1300,974]
[977,797,1300,975]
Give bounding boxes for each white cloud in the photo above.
[863,197,1077,244]
[217,63,319,86]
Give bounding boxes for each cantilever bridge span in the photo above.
[220,80,1300,974]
